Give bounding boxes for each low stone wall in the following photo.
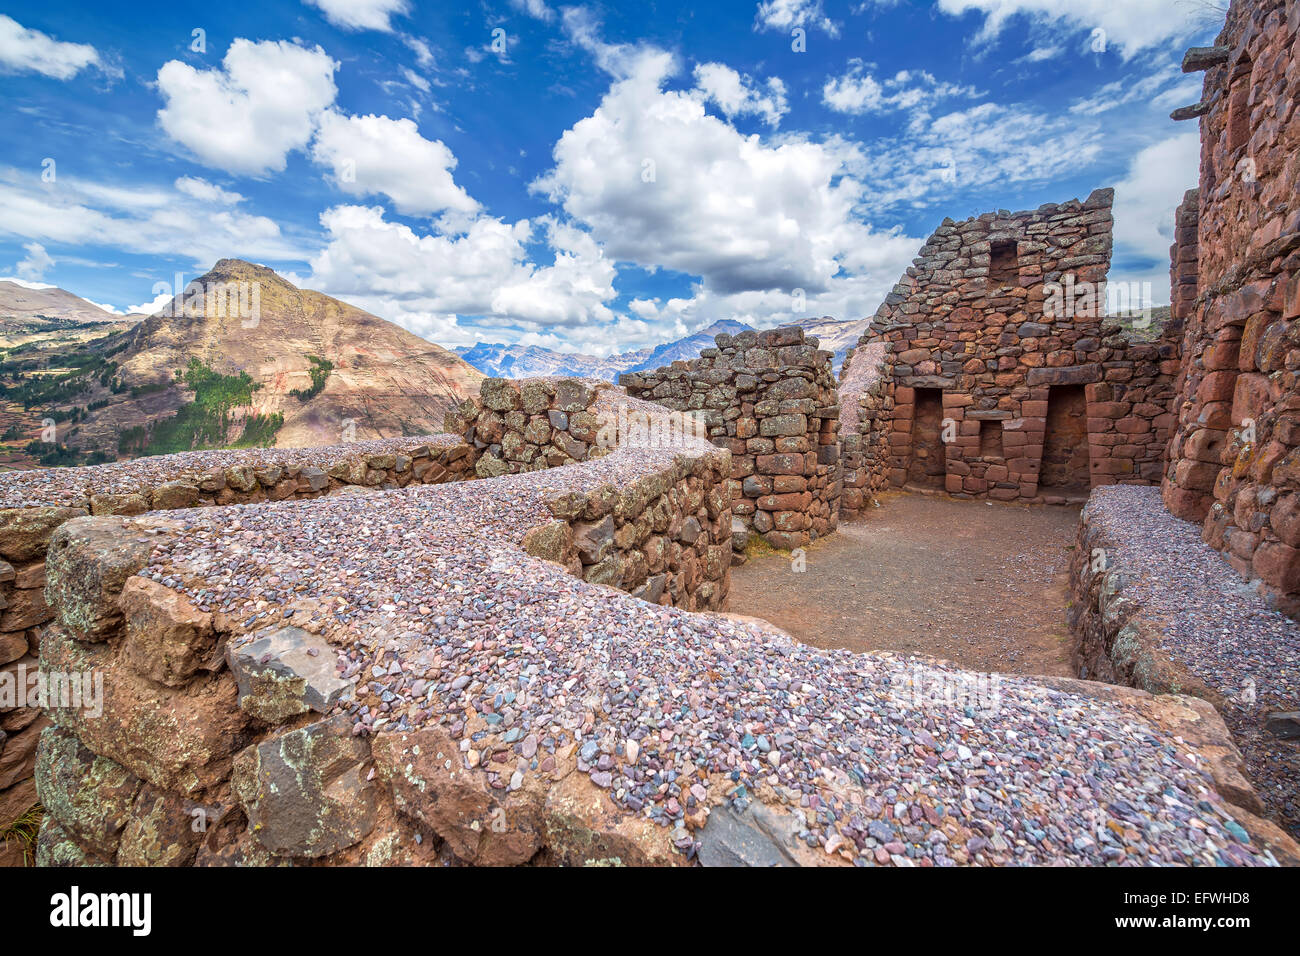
[0,435,478,857]
[448,380,732,609]
[1069,485,1300,844]
[12,378,1300,867]
[26,382,746,866]
[446,377,606,477]
[620,327,840,553]
[837,342,892,518]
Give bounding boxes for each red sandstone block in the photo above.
[1020,401,1048,417]
[1162,483,1212,521]
[1232,372,1271,425]
[1254,541,1300,593]
[1203,340,1241,371]
[755,454,804,475]
[1285,272,1300,321]
[1116,419,1151,434]
[945,474,964,494]
[1198,402,1234,430]
[894,387,915,404]
[1092,402,1131,418]
[1174,458,1222,491]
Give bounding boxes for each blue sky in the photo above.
[0,0,1220,355]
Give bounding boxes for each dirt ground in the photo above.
[729,491,1081,677]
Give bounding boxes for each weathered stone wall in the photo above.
[852,190,1178,503]
[24,382,742,867]
[451,380,733,610]
[837,342,893,518]
[1068,485,1300,846]
[446,377,606,478]
[620,327,840,555]
[4,377,735,865]
[1160,0,1300,615]
[1170,189,1200,331]
[0,435,478,860]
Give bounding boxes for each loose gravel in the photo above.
[0,435,466,508]
[1083,485,1300,838]
[129,445,1280,866]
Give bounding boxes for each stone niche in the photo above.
[843,188,1181,504]
[620,326,840,554]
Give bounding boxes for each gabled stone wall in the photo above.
[1161,0,1300,615]
[848,190,1180,503]
[620,327,840,552]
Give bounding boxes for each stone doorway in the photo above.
[1041,384,1091,491]
[908,387,946,488]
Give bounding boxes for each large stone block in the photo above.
[45,517,166,642]
[226,626,355,724]
[232,714,378,859]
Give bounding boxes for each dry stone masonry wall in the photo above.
[1161,0,1300,615]
[620,327,840,556]
[23,380,746,866]
[846,190,1180,503]
[1069,485,1300,844]
[837,342,893,518]
[8,371,1295,867]
[450,379,733,610]
[0,434,478,857]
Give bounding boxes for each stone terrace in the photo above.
[10,380,1299,866]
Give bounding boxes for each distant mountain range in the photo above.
[457,315,872,381]
[0,279,144,329]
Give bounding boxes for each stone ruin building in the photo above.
[0,0,1295,870]
[620,328,840,557]
[847,189,1180,505]
[1160,0,1300,616]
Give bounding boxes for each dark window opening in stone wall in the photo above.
[979,419,1003,459]
[1040,384,1091,491]
[908,388,946,488]
[989,240,1020,286]
[1227,54,1254,154]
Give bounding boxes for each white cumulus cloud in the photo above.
[305,0,409,32]
[310,112,480,218]
[157,39,338,176]
[0,15,104,80]
[693,63,789,128]
[15,241,54,281]
[754,0,840,37]
[935,0,1210,59]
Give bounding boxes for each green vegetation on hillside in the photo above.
[289,354,334,402]
[119,357,283,456]
[0,349,116,409]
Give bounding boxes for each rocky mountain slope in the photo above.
[0,279,139,329]
[100,259,484,450]
[3,260,483,463]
